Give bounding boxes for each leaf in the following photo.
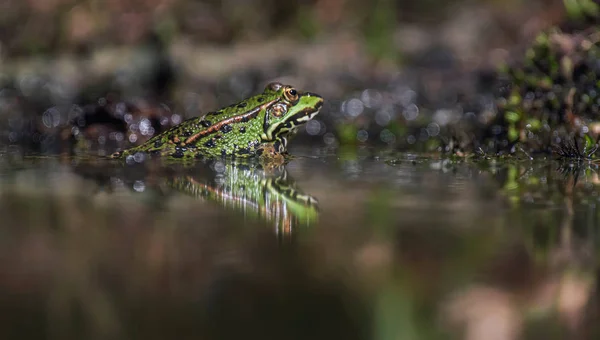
[505,111,521,124]
[584,133,595,150]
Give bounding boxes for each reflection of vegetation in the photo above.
[472,159,600,267]
[367,157,600,339]
[481,160,600,205]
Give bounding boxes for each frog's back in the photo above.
[110,117,203,159]
[111,97,268,159]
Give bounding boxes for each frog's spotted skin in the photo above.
[112,83,323,160]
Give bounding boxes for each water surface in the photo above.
[0,147,598,340]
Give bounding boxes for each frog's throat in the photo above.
[184,98,280,145]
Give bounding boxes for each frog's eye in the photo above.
[284,87,299,102]
[269,103,288,117]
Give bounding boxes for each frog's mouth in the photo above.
[290,92,323,123]
[303,92,323,118]
[297,96,323,121]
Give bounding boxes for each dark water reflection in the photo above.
[0,148,599,339]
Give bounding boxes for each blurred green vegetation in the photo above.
[2,0,597,158]
[564,0,599,20]
[0,0,566,59]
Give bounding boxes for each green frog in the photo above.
[111,82,323,161]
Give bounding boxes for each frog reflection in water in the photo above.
[166,162,319,234]
[71,158,319,233]
[111,82,323,163]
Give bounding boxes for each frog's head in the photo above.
[261,82,323,151]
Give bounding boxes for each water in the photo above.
[0,146,598,339]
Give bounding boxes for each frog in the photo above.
[110,82,323,162]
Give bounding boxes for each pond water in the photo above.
[0,146,598,339]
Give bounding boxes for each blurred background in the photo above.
[0,0,590,155]
[1,1,600,340]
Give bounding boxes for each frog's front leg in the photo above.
[256,143,287,169]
